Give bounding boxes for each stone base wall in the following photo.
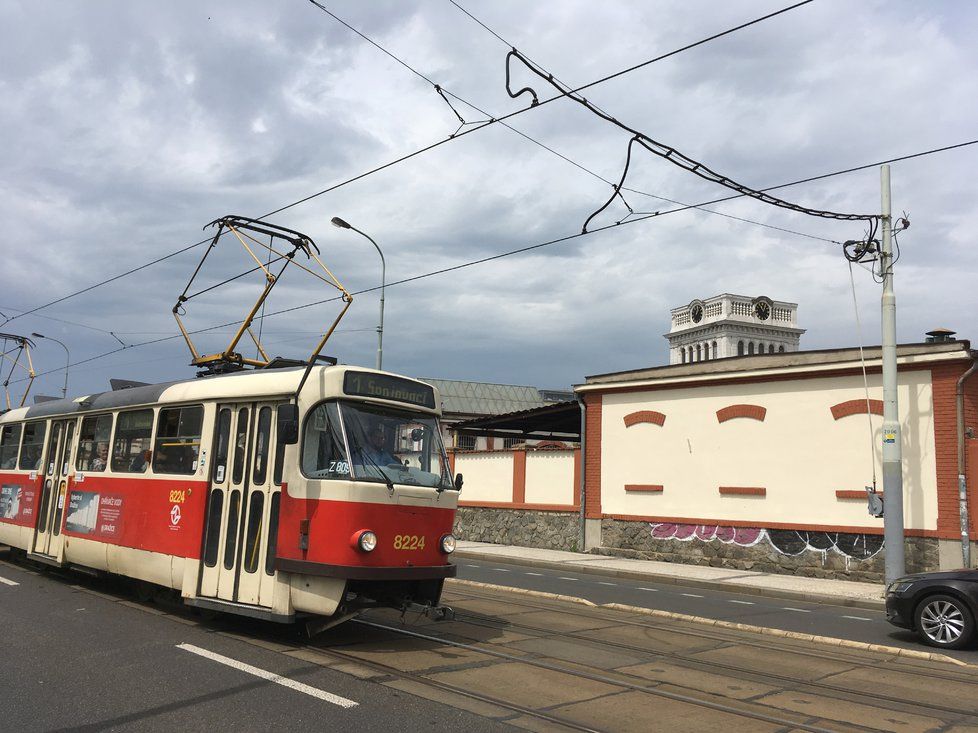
[453,508,974,581]
[454,508,580,552]
[598,518,945,583]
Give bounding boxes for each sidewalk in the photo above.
[455,540,886,610]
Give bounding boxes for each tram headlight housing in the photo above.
[440,534,457,554]
[353,530,378,552]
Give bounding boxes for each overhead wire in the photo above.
[317,0,840,245]
[5,0,821,328]
[14,146,971,384]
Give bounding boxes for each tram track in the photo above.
[343,617,864,733]
[437,592,978,720]
[445,584,978,685]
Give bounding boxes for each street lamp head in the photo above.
[330,216,352,230]
[31,332,44,339]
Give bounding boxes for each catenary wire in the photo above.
[13,146,967,384]
[4,0,818,328]
[314,0,839,244]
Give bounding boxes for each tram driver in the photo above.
[354,421,399,471]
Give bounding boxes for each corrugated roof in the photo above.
[420,379,553,417]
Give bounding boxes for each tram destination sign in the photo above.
[343,371,435,409]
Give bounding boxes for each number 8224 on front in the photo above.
[393,534,425,551]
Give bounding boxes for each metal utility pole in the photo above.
[879,164,906,584]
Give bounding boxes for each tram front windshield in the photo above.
[302,401,454,490]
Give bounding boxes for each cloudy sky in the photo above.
[1,0,976,401]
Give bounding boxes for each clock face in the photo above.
[691,304,703,323]
[754,300,771,320]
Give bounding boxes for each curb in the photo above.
[445,578,973,669]
[454,548,886,611]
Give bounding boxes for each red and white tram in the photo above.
[0,364,459,624]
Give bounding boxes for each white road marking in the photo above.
[783,607,811,613]
[464,564,479,568]
[524,572,543,576]
[842,615,872,622]
[681,593,704,598]
[637,587,659,592]
[494,568,511,572]
[558,577,579,581]
[597,581,617,586]
[176,644,358,708]
[729,600,754,605]
[0,575,19,586]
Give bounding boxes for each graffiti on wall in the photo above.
[649,522,884,562]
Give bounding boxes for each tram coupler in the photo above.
[402,601,455,622]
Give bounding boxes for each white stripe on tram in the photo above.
[176,644,358,708]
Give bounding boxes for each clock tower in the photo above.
[665,294,804,364]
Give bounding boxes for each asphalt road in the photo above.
[454,557,978,664]
[0,557,509,733]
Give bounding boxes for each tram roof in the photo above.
[0,365,440,422]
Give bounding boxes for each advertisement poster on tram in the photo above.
[66,491,124,538]
[0,484,36,523]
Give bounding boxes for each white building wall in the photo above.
[599,370,937,530]
[453,452,513,502]
[525,450,576,505]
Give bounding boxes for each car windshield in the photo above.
[302,400,454,490]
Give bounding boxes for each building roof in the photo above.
[453,400,581,440]
[578,340,973,390]
[420,378,568,418]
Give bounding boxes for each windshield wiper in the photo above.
[356,445,395,493]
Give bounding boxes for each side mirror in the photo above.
[277,403,299,445]
[410,427,424,442]
[454,472,464,491]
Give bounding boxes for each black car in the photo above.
[886,569,978,649]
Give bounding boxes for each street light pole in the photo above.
[879,165,906,584]
[31,332,70,398]
[331,217,386,371]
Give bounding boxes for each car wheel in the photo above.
[913,594,975,650]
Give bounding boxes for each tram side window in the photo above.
[301,402,349,478]
[112,410,154,473]
[18,422,46,471]
[153,405,204,475]
[76,414,113,472]
[0,424,21,470]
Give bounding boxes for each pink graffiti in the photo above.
[650,522,765,547]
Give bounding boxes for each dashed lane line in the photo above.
[681,593,704,598]
[597,582,617,586]
[176,644,358,708]
[558,577,579,581]
[524,572,543,576]
[729,600,754,605]
[637,587,659,592]
[494,568,511,572]
[783,607,812,613]
[0,575,19,586]
[842,615,872,622]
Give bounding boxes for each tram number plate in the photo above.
[393,535,425,551]
[168,489,188,504]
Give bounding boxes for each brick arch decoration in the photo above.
[716,404,767,423]
[623,410,666,428]
[831,399,884,420]
[533,440,568,450]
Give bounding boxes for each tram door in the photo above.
[199,402,283,606]
[33,419,75,558]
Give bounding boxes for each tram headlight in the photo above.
[440,534,457,554]
[354,530,378,552]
